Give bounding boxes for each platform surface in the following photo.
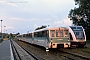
[0,40,14,60]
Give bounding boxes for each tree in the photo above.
[68,0,90,39]
[16,32,20,35]
[35,25,47,30]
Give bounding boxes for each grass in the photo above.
[86,40,90,44]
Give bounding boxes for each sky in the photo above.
[0,0,75,34]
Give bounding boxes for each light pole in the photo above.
[6,30,7,34]
[0,20,3,39]
[4,26,6,33]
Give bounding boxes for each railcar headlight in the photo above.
[66,43,68,45]
[53,44,55,45]
[68,40,70,42]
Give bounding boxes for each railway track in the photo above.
[48,48,90,60]
[10,40,43,60]
[58,49,90,60]
[15,40,90,60]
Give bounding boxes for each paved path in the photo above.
[0,40,14,60]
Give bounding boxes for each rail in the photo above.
[10,39,43,60]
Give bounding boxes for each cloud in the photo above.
[0,0,19,7]
[29,18,38,20]
[0,0,74,33]
[46,19,51,20]
[52,15,57,18]
[34,24,38,28]
[24,8,30,12]
[54,18,72,27]
[43,19,51,21]
[6,26,14,29]
[24,0,74,15]
[10,17,25,21]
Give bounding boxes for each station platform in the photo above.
[0,40,14,60]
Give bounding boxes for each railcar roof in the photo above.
[34,27,68,32]
[69,26,82,27]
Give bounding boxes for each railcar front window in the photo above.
[60,30,63,37]
[70,26,83,31]
[77,27,82,29]
[70,26,85,39]
[70,27,76,30]
[64,30,69,37]
[74,32,85,39]
[56,30,59,37]
[50,30,55,37]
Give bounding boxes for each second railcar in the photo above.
[69,26,86,47]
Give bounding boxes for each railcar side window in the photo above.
[27,34,30,37]
[23,34,26,37]
[50,30,55,37]
[39,32,42,37]
[34,32,38,37]
[42,31,46,37]
[29,33,32,38]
